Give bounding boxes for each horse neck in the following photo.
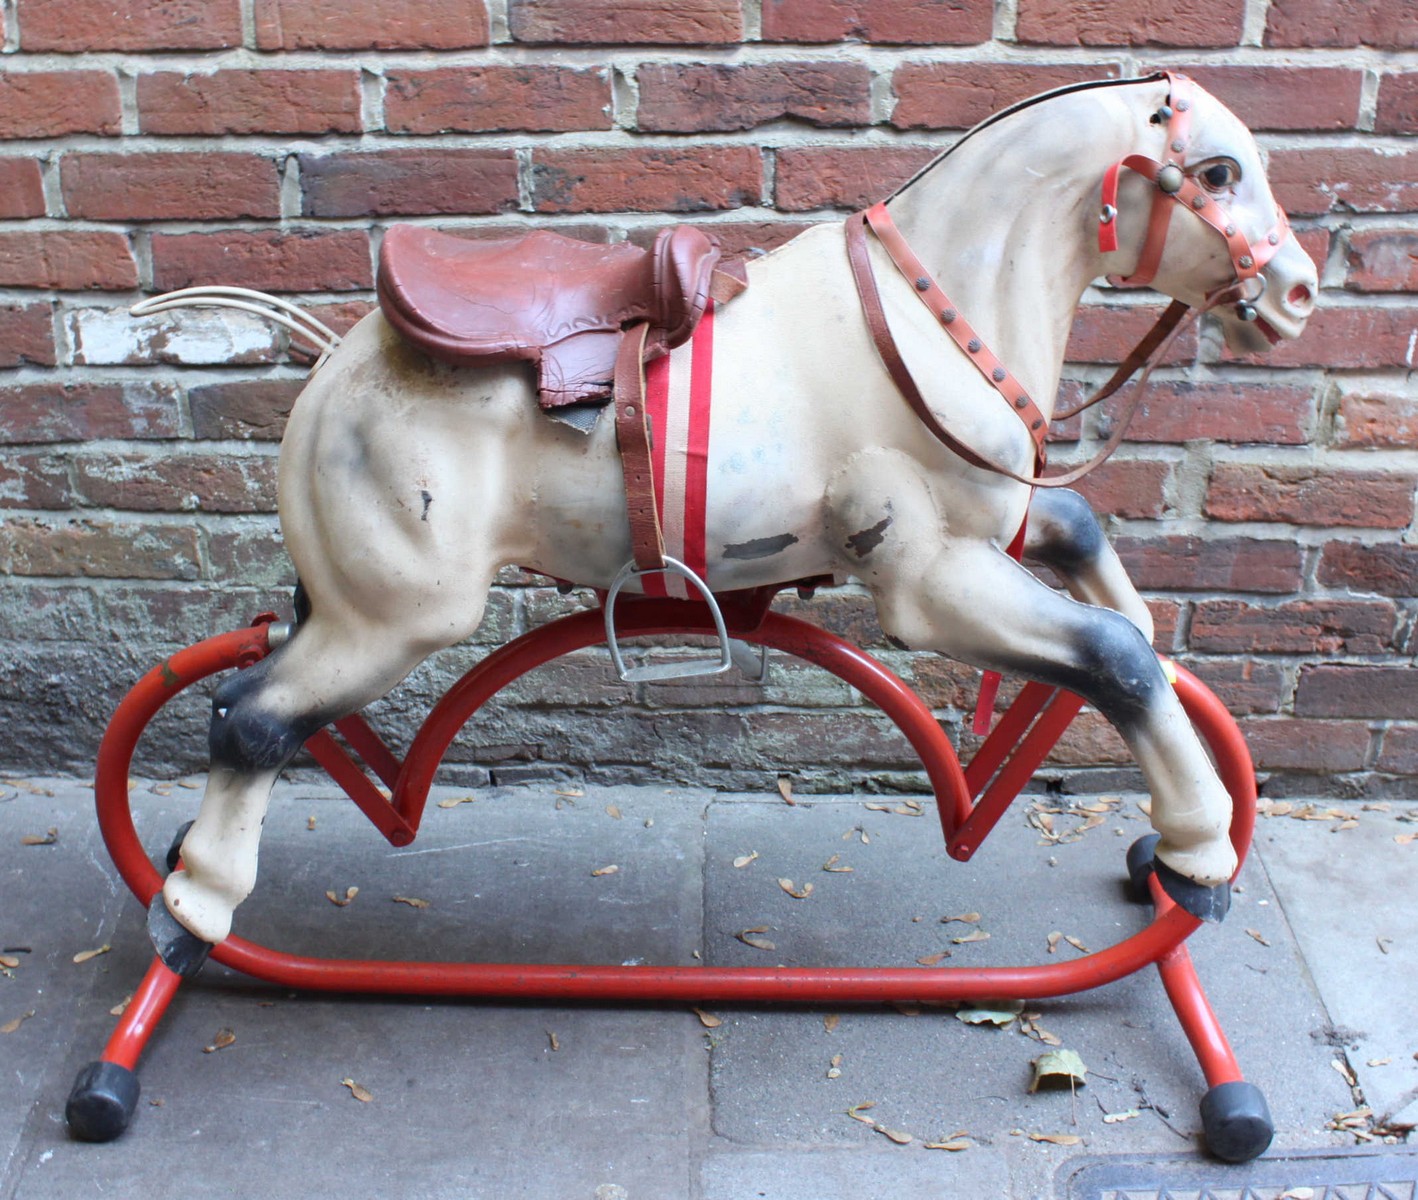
[885,86,1147,419]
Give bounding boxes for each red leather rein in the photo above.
[847,72,1295,491]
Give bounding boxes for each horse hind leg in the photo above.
[161,611,445,946]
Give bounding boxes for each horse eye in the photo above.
[1201,162,1238,191]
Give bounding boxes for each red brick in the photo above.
[638,62,870,133]
[0,382,180,444]
[386,67,611,135]
[0,157,45,219]
[1017,0,1244,47]
[0,71,121,138]
[761,0,990,44]
[1346,229,1418,293]
[17,0,241,50]
[532,146,760,213]
[1178,658,1288,714]
[1377,726,1418,775]
[1191,599,1397,655]
[774,145,937,211]
[138,70,361,137]
[628,220,811,259]
[61,153,280,221]
[256,0,488,49]
[0,304,54,368]
[1239,718,1371,773]
[1045,708,1131,766]
[300,149,517,218]
[0,454,72,509]
[152,230,371,293]
[1317,541,1418,598]
[892,63,1121,130]
[74,454,278,513]
[1267,147,1418,218]
[1376,72,1418,136]
[510,0,742,44]
[188,379,304,442]
[1149,598,1182,650]
[0,518,200,580]
[0,232,137,291]
[1096,380,1314,446]
[1295,664,1418,720]
[1335,388,1418,450]
[1072,457,1172,519]
[1225,304,1418,370]
[207,527,296,586]
[1181,66,1362,132]
[1265,0,1418,49]
[1204,464,1415,530]
[1067,304,1197,367]
[772,589,887,648]
[1114,535,1303,593]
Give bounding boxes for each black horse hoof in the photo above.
[147,897,212,978]
[164,819,195,874]
[1200,1080,1273,1163]
[1124,833,1162,902]
[1154,857,1231,922]
[66,1060,140,1142]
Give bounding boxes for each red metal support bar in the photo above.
[963,681,1056,796]
[304,729,416,848]
[332,714,403,791]
[100,957,182,1072]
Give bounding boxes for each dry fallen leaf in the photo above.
[110,994,133,1017]
[1331,1058,1358,1087]
[20,828,58,846]
[0,1010,35,1035]
[1102,1108,1142,1124]
[956,1002,1022,1026]
[1334,819,1359,832]
[1279,1189,1315,1200]
[941,912,981,925]
[916,951,951,967]
[1367,1057,1391,1067]
[824,1013,840,1033]
[325,886,359,907]
[306,815,317,831]
[1029,1048,1088,1092]
[821,854,853,873]
[1246,928,1271,948]
[1029,1132,1082,1146]
[737,927,776,951]
[591,864,619,877]
[732,851,759,869]
[1395,832,1418,846]
[73,944,112,964]
[605,804,622,820]
[778,878,814,900]
[1046,932,1063,954]
[827,1054,843,1079]
[340,1077,373,1102]
[1064,935,1089,954]
[692,1007,722,1029]
[875,1125,913,1145]
[547,1031,560,1051]
[202,1027,236,1054]
[0,954,19,969]
[392,896,430,909]
[925,1137,972,1151]
[554,788,584,798]
[178,778,202,789]
[952,929,990,945]
[436,795,479,809]
[846,1102,876,1124]
[777,777,795,805]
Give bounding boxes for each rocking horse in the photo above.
[66,72,1318,1161]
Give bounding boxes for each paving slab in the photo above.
[1255,804,1418,1129]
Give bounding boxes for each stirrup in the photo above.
[604,557,734,683]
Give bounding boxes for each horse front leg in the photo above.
[1023,487,1154,644]
[830,465,1235,918]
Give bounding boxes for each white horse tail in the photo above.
[129,287,344,370]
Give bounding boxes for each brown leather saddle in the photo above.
[377,223,744,409]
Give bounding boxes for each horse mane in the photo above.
[888,71,1169,201]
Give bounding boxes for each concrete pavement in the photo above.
[1,775,1414,1199]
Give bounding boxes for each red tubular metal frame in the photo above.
[88,601,1256,1087]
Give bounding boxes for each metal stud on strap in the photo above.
[603,556,733,682]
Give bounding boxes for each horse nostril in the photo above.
[1287,283,1313,310]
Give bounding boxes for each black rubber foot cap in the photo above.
[1201,1080,1274,1163]
[147,897,212,978]
[1124,833,1162,903]
[66,1060,140,1142]
[1154,857,1231,922]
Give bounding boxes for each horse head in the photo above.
[1100,73,1317,355]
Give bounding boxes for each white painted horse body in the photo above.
[163,76,1317,947]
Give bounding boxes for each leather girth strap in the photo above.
[845,206,1194,489]
[613,322,666,572]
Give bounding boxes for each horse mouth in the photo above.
[1254,315,1282,346]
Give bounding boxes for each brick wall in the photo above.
[1,0,1414,798]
